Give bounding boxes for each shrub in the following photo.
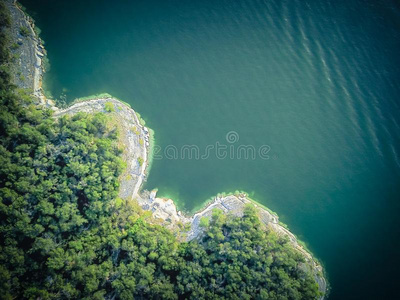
[19,26,30,37]
[104,102,115,112]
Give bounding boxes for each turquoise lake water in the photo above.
[21,0,400,298]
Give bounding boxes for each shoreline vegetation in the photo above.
[1,0,328,298]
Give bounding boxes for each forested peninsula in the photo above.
[0,0,327,299]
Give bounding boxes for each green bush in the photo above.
[10,42,19,50]
[19,26,30,37]
[104,101,115,112]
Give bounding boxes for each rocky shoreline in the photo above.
[5,0,52,106]
[140,191,327,297]
[53,98,151,202]
[7,0,327,297]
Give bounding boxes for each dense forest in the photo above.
[0,2,321,299]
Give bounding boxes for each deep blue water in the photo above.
[21,0,400,298]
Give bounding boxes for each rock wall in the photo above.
[5,0,53,106]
